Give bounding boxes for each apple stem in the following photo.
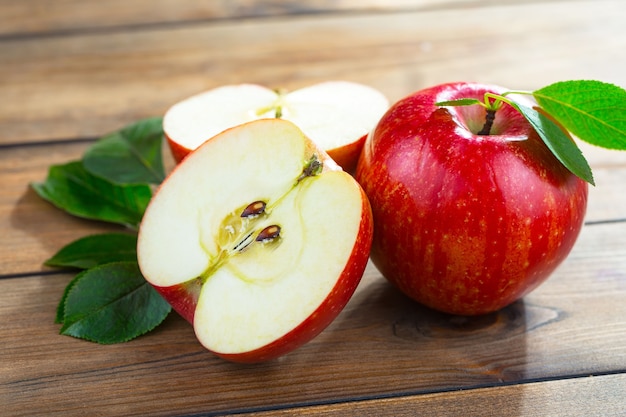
[297,155,323,183]
[273,88,288,118]
[255,88,288,118]
[477,109,496,135]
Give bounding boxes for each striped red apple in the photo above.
[356,82,588,315]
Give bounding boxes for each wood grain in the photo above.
[1,221,625,416]
[0,0,573,37]
[239,374,626,416]
[1,0,624,144]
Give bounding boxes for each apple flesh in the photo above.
[137,118,373,362]
[356,82,588,315]
[163,81,389,172]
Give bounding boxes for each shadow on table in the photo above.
[304,273,563,404]
[9,186,121,271]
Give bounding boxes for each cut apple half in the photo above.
[163,81,389,172]
[137,119,373,363]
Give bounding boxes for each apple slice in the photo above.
[137,118,373,362]
[163,81,389,172]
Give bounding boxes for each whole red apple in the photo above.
[355,82,588,315]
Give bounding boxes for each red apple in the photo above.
[355,82,588,315]
[137,118,373,362]
[163,81,389,172]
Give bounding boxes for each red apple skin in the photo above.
[166,135,193,163]
[355,82,588,316]
[327,134,367,174]
[153,280,200,324]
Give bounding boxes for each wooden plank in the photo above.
[2,2,624,416]
[238,374,626,416]
[0,0,567,37]
[1,221,625,416]
[1,0,625,144]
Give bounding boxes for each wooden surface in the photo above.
[1,1,625,416]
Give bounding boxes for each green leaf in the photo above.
[507,100,595,185]
[533,80,626,150]
[56,273,82,324]
[46,233,138,270]
[31,161,152,228]
[60,262,171,344]
[83,117,165,185]
[435,98,482,107]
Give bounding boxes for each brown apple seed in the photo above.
[256,225,281,243]
[240,201,267,218]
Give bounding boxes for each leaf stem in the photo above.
[501,90,533,97]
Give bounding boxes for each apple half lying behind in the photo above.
[137,118,373,362]
[163,81,389,172]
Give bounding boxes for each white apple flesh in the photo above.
[137,119,373,362]
[163,81,389,172]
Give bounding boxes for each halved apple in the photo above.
[163,81,389,172]
[137,119,373,363]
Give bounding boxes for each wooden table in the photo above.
[1,1,625,416]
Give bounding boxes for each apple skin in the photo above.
[326,134,367,174]
[153,280,200,324]
[167,139,192,165]
[355,82,588,315]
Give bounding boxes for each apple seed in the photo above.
[256,225,281,243]
[241,201,267,218]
